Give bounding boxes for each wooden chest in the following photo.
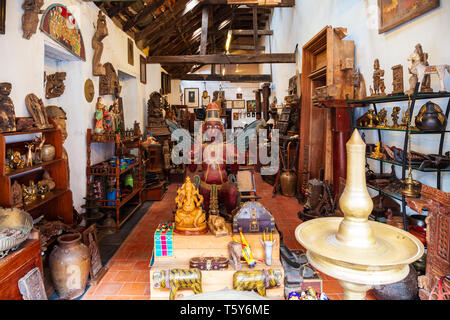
[232,201,275,233]
[189,257,229,271]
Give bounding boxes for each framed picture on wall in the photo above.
[225,100,233,109]
[252,112,255,117]
[233,100,245,109]
[127,38,134,65]
[184,88,199,108]
[247,112,251,117]
[378,0,440,34]
[246,100,256,112]
[236,93,243,99]
[0,0,5,35]
[139,55,146,84]
[233,112,239,120]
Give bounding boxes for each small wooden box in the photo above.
[154,223,174,257]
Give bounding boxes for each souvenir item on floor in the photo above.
[415,101,447,131]
[391,64,404,95]
[407,43,449,93]
[92,11,108,76]
[376,108,388,128]
[45,72,66,99]
[49,233,90,300]
[232,269,282,297]
[0,208,33,258]
[0,82,16,133]
[174,177,207,235]
[280,141,297,197]
[371,142,384,159]
[298,179,335,221]
[259,229,276,266]
[41,144,55,162]
[154,222,174,257]
[230,228,257,269]
[232,201,275,233]
[21,0,43,40]
[207,213,229,237]
[153,268,202,300]
[189,257,229,271]
[390,106,401,128]
[94,97,105,134]
[25,93,52,129]
[370,58,386,97]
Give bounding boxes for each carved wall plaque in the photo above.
[92,11,108,76]
[391,64,404,95]
[84,79,95,102]
[18,267,47,300]
[82,224,107,285]
[0,82,16,133]
[45,72,66,99]
[25,93,52,129]
[21,0,43,40]
[99,62,121,97]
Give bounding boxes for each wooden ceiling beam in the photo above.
[198,0,294,7]
[175,73,272,82]
[148,53,295,64]
[122,0,167,32]
[231,29,272,35]
[200,6,209,55]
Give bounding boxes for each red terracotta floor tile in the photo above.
[93,282,124,296]
[119,283,148,296]
[322,280,344,294]
[133,260,150,271]
[112,270,139,282]
[134,270,150,283]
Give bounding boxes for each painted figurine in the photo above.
[233,269,282,297]
[94,97,105,134]
[231,228,257,268]
[153,268,202,300]
[174,177,207,235]
[259,229,276,266]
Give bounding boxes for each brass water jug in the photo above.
[280,141,297,197]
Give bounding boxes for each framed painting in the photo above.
[236,93,243,99]
[378,0,440,34]
[0,0,5,35]
[40,4,86,60]
[233,112,239,120]
[225,100,233,109]
[140,55,146,84]
[184,88,199,108]
[128,38,134,65]
[233,100,245,109]
[246,100,256,112]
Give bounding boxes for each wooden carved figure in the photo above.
[92,11,108,76]
[45,72,66,99]
[12,151,25,169]
[259,229,276,266]
[33,136,45,163]
[233,269,282,297]
[0,82,16,133]
[174,177,207,235]
[372,59,386,96]
[12,181,23,208]
[153,268,202,300]
[391,64,404,95]
[408,44,450,93]
[21,0,43,40]
[25,143,34,167]
[207,214,229,237]
[94,97,105,134]
[352,68,367,99]
[46,105,69,185]
[25,94,52,129]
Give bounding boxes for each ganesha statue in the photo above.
[174,177,207,235]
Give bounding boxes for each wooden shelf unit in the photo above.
[0,127,73,225]
[86,128,144,232]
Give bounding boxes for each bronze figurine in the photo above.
[0,82,16,133]
[372,59,386,97]
[391,107,401,129]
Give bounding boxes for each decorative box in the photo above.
[189,257,229,270]
[232,201,275,233]
[154,222,174,257]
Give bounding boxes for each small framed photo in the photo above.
[139,55,146,84]
[184,88,199,108]
[236,93,243,99]
[247,112,251,117]
[246,100,256,112]
[233,112,239,120]
[128,38,134,65]
[225,100,233,109]
[233,100,245,109]
[252,112,256,117]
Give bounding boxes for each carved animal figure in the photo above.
[228,241,243,270]
[153,268,202,300]
[233,269,282,297]
[207,214,229,236]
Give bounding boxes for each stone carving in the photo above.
[92,11,108,76]
[99,62,121,96]
[0,82,16,133]
[25,94,52,129]
[45,72,66,99]
[21,0,43,40]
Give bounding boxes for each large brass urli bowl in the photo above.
[0,208,33,257]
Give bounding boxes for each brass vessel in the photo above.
[295,130,424,299]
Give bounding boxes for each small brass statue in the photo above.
[11,151,25,169]
[372,59,386,97]
[376,108,388,128]
[371,142,384,159]
[22,181,38,206]
[391,107,401,129]
[366,109,378,128]
[174,177,207,235]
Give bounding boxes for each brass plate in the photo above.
[84,78,95,103]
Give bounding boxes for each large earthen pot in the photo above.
[49,233,90,299]
[372,265,419,300]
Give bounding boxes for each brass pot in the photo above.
[280,169,297,197]
[49,233,90,299]
[41,144,56,162]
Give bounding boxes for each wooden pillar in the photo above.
[262,83,270,121]
[254,89,262,113]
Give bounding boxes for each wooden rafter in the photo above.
[147,53,296,64]
[122,0,167,31]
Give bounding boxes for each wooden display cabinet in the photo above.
[298,26,354,195]
[0,123,73,225]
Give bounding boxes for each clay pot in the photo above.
[49,233,90,299]
[415,101,447,131]
[280,170,297,197]
[372,265,418,300]
[41,144,56,162]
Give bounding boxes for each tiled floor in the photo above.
[83,172,376,300]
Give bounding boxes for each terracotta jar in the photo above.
[415,101,447,131]
[49,233,90,299]
[41,144,56,161]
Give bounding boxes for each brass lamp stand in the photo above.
[295,130,424,300]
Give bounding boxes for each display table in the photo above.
[149,225,284,300]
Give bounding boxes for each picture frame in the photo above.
[140,55,146,84]
[184,88,199,108]
[128,38,134,65]
[233,99,245,109]
[247,112,251,117]
[201,94,210,107]
[161,73,171,95]
[0,0,5,35]
[236,93,243,99]
[378,0,440,34]
[225,100,233,109]
[246,100,256,112]
[82,224,108,286]
[252,112,256,117]
[233,112,239,120]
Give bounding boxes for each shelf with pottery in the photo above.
[347,81,450,231]
[149,225,284,300]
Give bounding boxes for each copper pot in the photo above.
[49,233,90,299]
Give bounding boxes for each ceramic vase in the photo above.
[41,144,56,162]
[49,233,90,299]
